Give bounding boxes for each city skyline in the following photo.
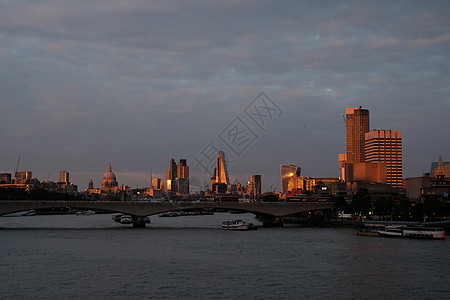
[1,1,449,190]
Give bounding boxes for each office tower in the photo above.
[59,170,69,184]
[365,130,402,188]
[165,156,177,193]
[177,159,189,195]
[152,178,162,190]
[88,178,94,189]
[251,175,261,197]
[0,173,12,184]
[346,107,369,163]
[280,164,301,194]
[177,159,189,178]
[211,151,230,193]
[211,151,230,185]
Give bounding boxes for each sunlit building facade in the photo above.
[365,130,402,189]
[346,107,370,163]
[59,170,69,184]
[176,159,189,195]
[101,162,118,193]
[211,151,230,193]
[251,175,261,198]
[280,164,301,194]
[165,157,177,194]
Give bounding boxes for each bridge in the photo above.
[0,200,334,227]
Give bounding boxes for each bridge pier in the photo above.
[132,216,146,228]
[261,216,284,227]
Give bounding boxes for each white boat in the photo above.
[119,215,133,224]
[378,226,403,237]
[222,220,258,231]
[379,225,445,240]
[402,227,445,240]
[112,213,124,222]
[76,210,95,216]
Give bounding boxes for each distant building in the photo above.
[101,162,118,194]
[346,107,370,164]
[430,159,450,178]
[344,162,387,184]
[340,107,370,183]
[152,178,162,190]
[59,170,70,184]
[15,171,32,184]
[407,157,450,202]
[165,156,177,194]
[422,158,450,202]
[280,164,301,194]
[365,130,402,189]
[176,159,189,195]
[251,175,261,198]
[88,178,94,190]
[211,151,230,193]
[0,173,12,184]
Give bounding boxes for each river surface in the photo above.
[1,213,449,299]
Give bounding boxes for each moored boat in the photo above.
[378,225,445,240]
[378,226,403,238]
[222,220,258,231]
[119,215,133,224]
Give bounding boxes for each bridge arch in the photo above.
[0,200,334,226]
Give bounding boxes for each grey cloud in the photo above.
[1,0,449,189]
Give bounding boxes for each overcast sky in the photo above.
[1,0,449,191]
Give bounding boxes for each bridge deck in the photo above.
[0,200,334,217]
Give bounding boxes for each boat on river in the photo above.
[378,225,445,240]
[222,220,258,231]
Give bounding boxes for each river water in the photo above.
[1,213,449,299]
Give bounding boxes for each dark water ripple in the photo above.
[1,213,449,299]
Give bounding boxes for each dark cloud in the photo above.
[1,0,449,190]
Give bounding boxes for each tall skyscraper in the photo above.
[88,178,94,189]
[152,178,162,190]
[177,159,189,195]
[59,170,69,184]
[280,164,301,194]
[165,156,177,193]
[346,107,370,163]
[365,130,402,188]
[211,151,230,193]
[211,151,230,185]
[251,175,261,197]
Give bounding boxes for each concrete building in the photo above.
[331,181,400,201]
[251,175,261,198]
[405,175,433,201]
[365,130,403,189]
[346,107,370,164]
[339,107,370,182]
[345,162,387,184]
[0,173,12,184]
[59,170,69,184]
[176,159,189,195]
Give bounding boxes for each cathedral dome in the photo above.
[101,162,118,188]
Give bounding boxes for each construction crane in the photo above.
[13,155,21,179]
